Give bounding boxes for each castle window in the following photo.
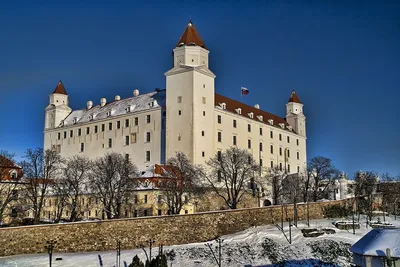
[221,103,226,110]
[125,136,130,146]
[248,124,251,132]
[279,147,282,156]
[89,114,94,121]
[203,111,206,116]
[248,139,252,149]
[248,156,252,164]
[146,151,151,162]
[177,96,182,103]
[270,145,274,154]
[73,117,77,124]
[108,138,112,148]
[217,170,222,182]
[287,136,290,143]
[146,115,151,123]
[270,131,273,139]
[101,124,105,132]
[279,123,285,129]
[268,119,273,125]
[116,121,121,129]
[297,151,300,160]
[260,158,263,167]
[109,123,112,131]
[233,135,237,146]
[80,143,84,152]
[144,195,148,204]
[279,163,282,171]
[297,166,300,173]
[296,139,299,146]
[259,142,263,152]
[201,131,204,136]
[94,126,98,133]
[218,132,222,142]
[233,120,237,128]
[203,84,206,88]
[70,130,73,138]
[202,97,206,104]
[217,151,222,161]
[279,134,282,141]
[217,115,221,124]
[57,133,60,140]
[146,132,151,143]
[78,128,81,136]
[287,149,290,158]
[235,108,241,114]
[202,151,205,157]
[86,127,90,135]
[248,112,254,119]
[106,110,111,117]
[178,133,181,141]
[64,131,67,138]
[271,161,274,169]
[125,119,129,127]
[131,133,137,143]
[135,117,138,126]
[260,128,263,136]
[288,164,290,173]
[178,110,182,115]
[257,115,263,121]
[126,105,131,112]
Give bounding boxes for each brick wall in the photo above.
[0,199,351,257]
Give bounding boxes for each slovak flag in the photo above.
[241,87,249,95]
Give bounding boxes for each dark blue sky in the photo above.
[0,0,399,176]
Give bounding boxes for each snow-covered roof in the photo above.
[59,90,166,128]
[350,228,400,257]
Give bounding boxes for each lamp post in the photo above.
[45,240,57,267]
[116,239,121,267]
[147,239,156,261]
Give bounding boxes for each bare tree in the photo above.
[89,153,138,219]
[308,156,339,202]
[354,170,377,221]
[56,155,91,222]
[0,150,21,222]
[205,147,258,209]
[281,173,306,226]
[158,152,203,215]
[378,172,400,216]
[265,165,284,205]
[301,166,313,203]
[19,148,64,224]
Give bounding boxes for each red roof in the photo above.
[176,20,208,50]
[288,90,302,104]
[214,94,293,132]
[52,80,67,95]
[0,155,20,169]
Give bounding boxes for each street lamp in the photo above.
[45,240,57,267]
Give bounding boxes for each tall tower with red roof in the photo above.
[286,90,306,137]
[44,80,72,129]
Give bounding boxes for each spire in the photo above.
[52,80,67,95]
[288,90,302,104]
[176,20,208,50]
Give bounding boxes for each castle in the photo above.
[44,21,307,173]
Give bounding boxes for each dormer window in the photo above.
[188,42,196,46]
[219,103,226,110]
[279,123,285,129]
[257,115,263,121]
[106,110,112,117]
[73,117,78,124]
[126,105,131,113]
[61,120,65,126]
[287,126,293,131]
[268,119,273,125]
[89,114,94,121]
[235,108,242,115]
[248,112,254,119]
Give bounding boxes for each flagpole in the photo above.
[240,85,242,103]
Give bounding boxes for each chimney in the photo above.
[100,98,106,107]
[254,104,260,109]
[133,89,139,97]
[87,101,93,109]
[115,95,121,101]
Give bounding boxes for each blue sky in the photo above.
[0,0,399,176]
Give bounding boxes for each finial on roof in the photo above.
[52,80,68,95]
[288,90,302,104]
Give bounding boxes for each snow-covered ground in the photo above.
[1,215,399,267]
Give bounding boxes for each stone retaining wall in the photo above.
[0,199,351,257]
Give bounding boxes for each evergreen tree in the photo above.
[129,255,144,267]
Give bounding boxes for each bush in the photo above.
[261,238,283,264]
[129,255,144,267]
[323,204,351,218]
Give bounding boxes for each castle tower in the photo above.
[44,81,72,129]
[165,21,216,164]
[285,90,306,137]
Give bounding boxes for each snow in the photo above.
[1,215,399,267]
[350,228,400,257]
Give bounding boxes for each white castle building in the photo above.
[44,21,307,173]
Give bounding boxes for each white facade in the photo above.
[44,21,307,173]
